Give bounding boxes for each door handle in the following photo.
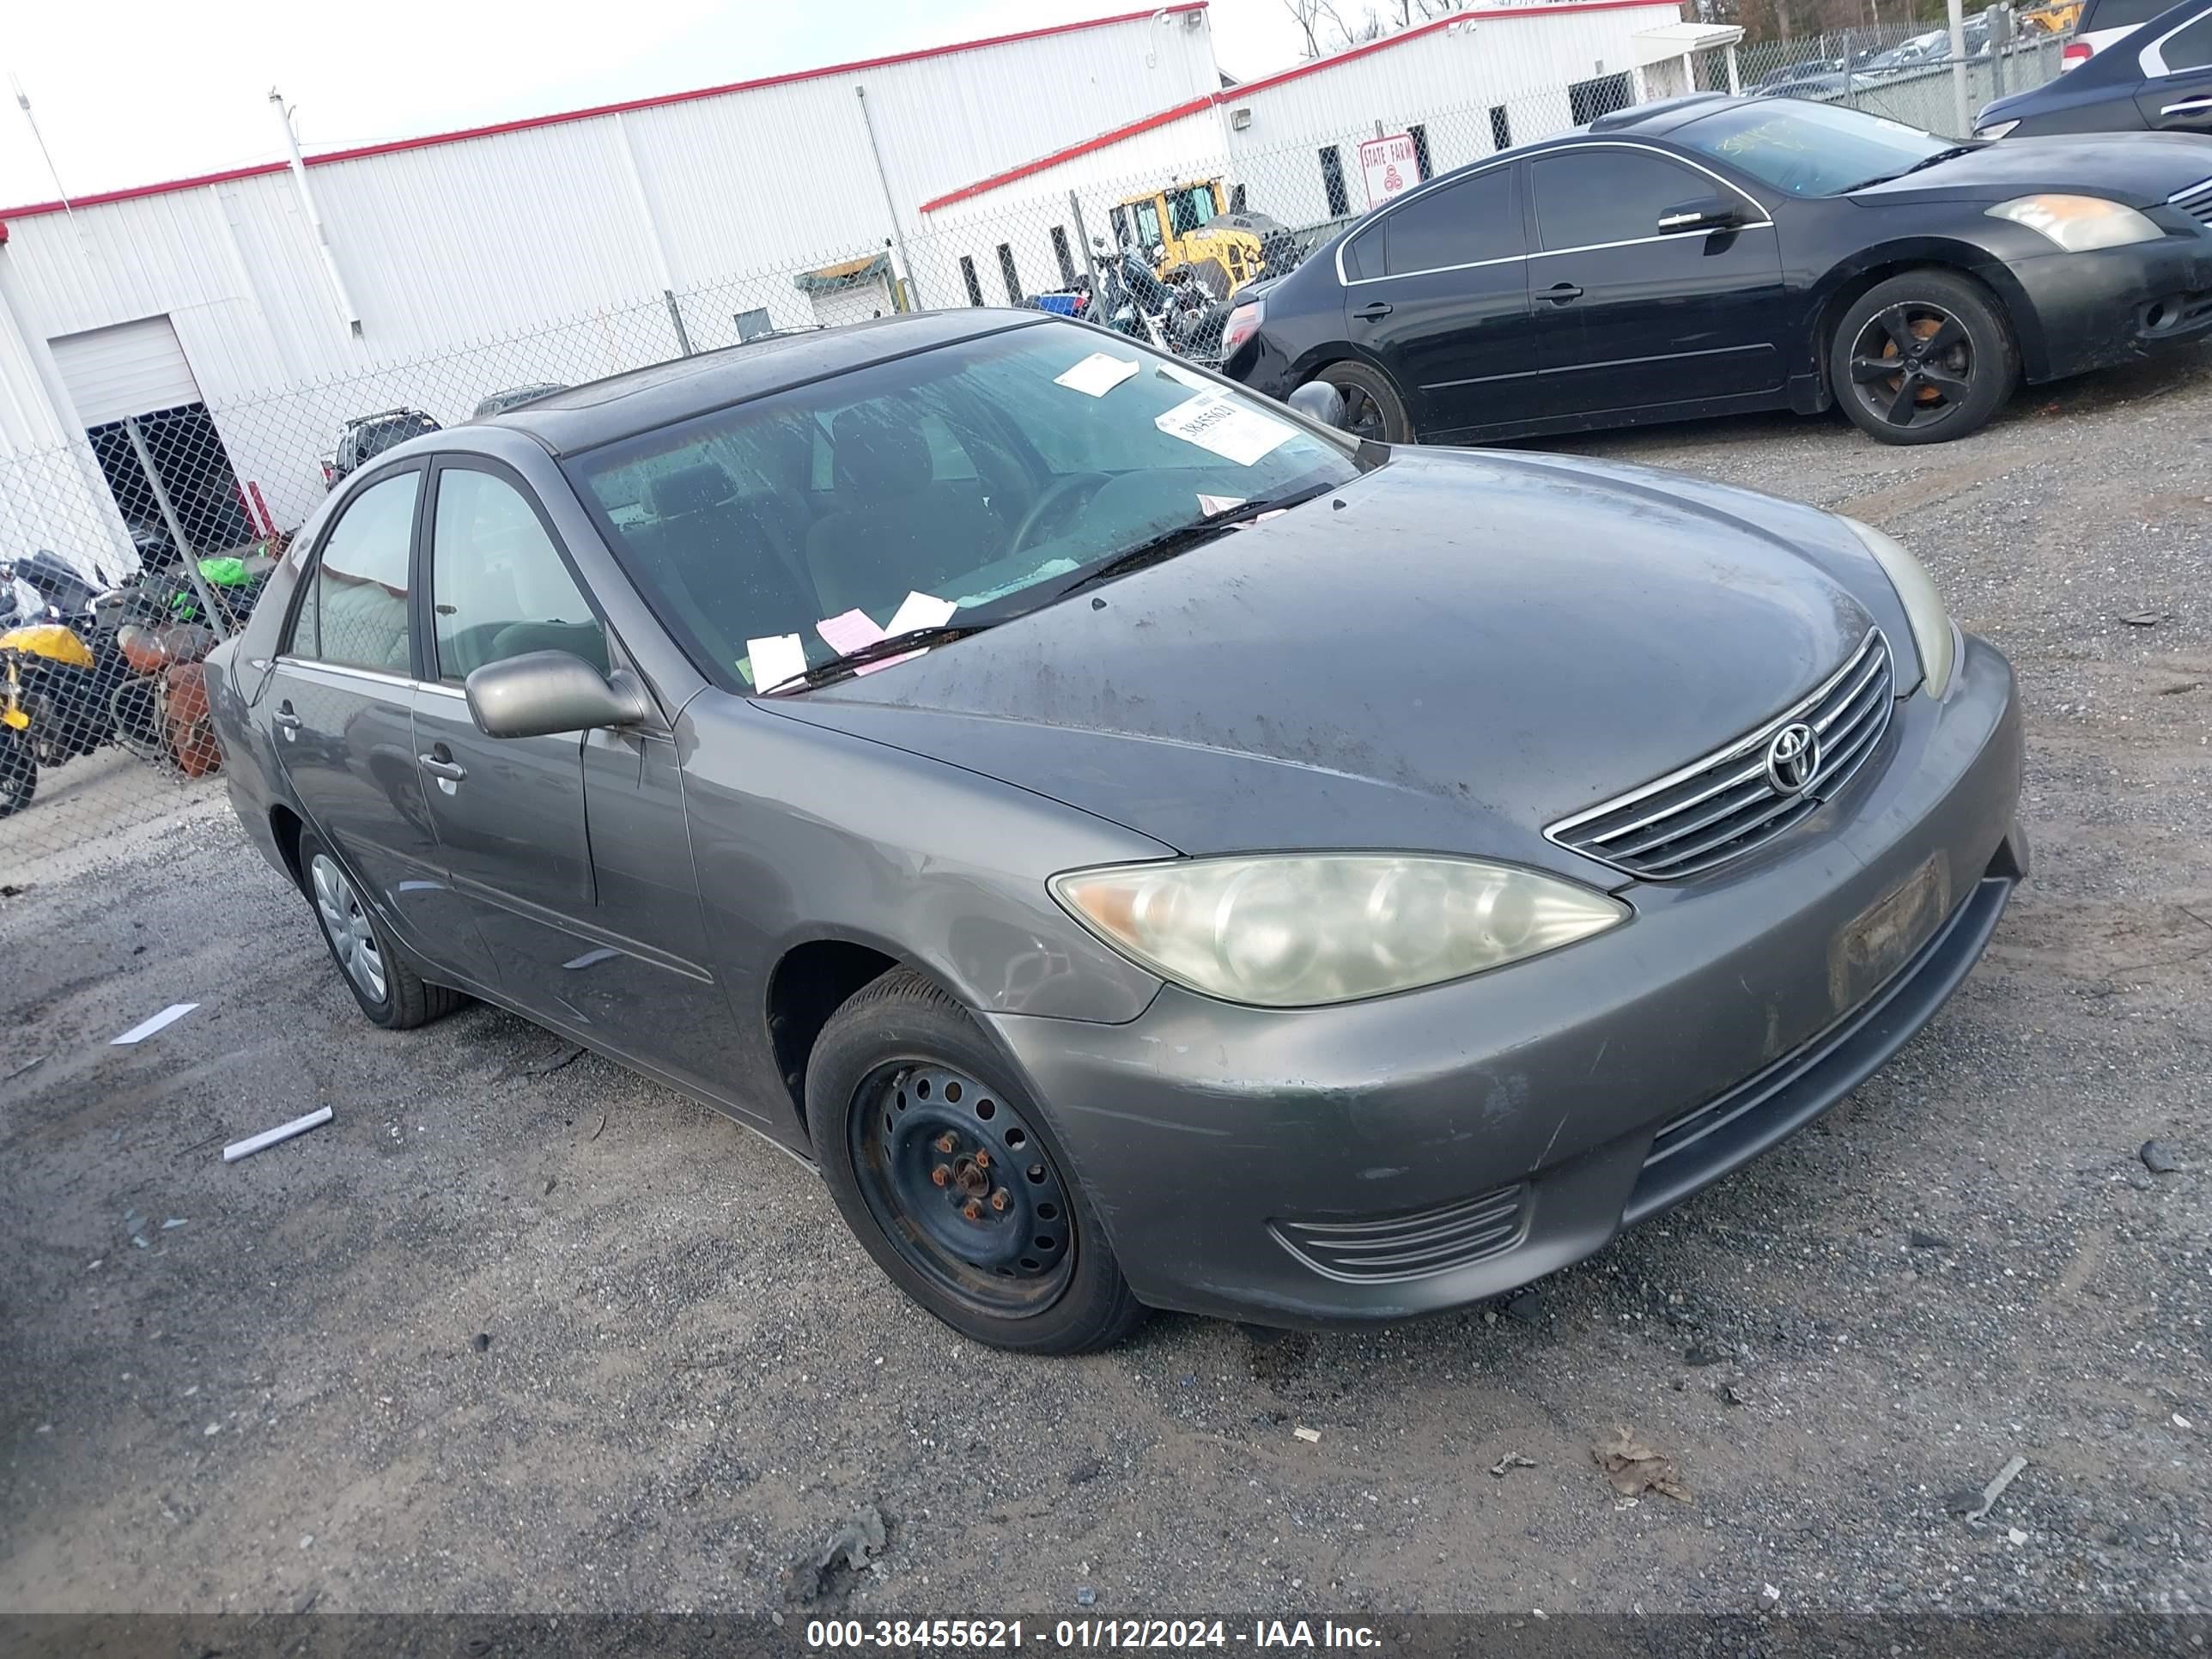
[418,754,467,782]
[1352,301,1395,320]
[1544,283,1584,307]
[2162,95,2212,114]
[273,710,301,730]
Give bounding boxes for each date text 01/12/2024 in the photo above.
[803,1620,1385,1650]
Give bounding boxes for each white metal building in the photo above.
[0,0,1724,577]
[0,4,1220,571]
[911,1,1723,300]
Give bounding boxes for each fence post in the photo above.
[1069,191,1102,301]
[1948,0,1972,137]
[663,290,695,356]
[122,416,231,641]
[1843,29,1857,109]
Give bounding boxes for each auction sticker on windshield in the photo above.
[1154,392,1294,466]
[1054,353,1140,397]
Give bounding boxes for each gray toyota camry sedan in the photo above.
[205,310,2026,1352]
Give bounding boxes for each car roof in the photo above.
[1585,93,1742,136]
[487,310,1048,455]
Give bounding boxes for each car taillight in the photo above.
[2061,40,2092,70]
[1221,300,1263,358]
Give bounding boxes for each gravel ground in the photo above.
[2,354,2208,1620]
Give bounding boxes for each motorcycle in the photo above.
[0,615,112,817]
[110,620,221,779]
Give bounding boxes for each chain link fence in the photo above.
[0,20,2070,887]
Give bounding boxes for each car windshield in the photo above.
[566,321,1364,693]
[1673,100,1958,197]
[355,414,434,459]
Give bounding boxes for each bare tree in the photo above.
[1282,0,1327,58]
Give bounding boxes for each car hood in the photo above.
[764,448,1907,883]
[1850,133,2212,208]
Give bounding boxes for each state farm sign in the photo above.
[1358,132,1419,210]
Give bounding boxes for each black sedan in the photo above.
[1977,0,2212,139]
[1221,94,2212,446]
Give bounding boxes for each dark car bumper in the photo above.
[983,634,2025,1326]
[1990,229,2212,383]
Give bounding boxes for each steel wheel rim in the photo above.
[1847,302,1974,432]
[310,852,386,1004]
[850,1059,1076,1317]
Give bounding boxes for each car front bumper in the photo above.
[1989,228,2212,383]
[983,633,2026,1326]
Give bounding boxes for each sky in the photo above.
[0,0,1320,210]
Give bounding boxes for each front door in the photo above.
[268,462,493,988]
[2138,12,2212,131]
[411,458,738,1095]
[1524,144,1788,421]
[1341,162,1534,436]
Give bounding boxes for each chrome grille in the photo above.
[1546,629,1895,880]
[2172,177,2212,231]
[1270,1183,1527,1284]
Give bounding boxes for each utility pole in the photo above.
[10,77,76,220]
[270,88,362,336]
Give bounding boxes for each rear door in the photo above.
[268,462,492,986]
[1523,143,1787,422]
[2136,10,2212,131]
[410,457,738,1093]
[1340,162,1533,436]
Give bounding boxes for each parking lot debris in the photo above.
[2159,681,2203,696]
[1293,1425,1322,1443]
[2176,1413,2195,1431]
[787,1504,887,1606]
[2139,1139,2181,1175]
[1908,1229,1952,1250]
[1958,1454,2029,1524]
[222,1106,334,1163]
[520,1043,586,1079]
[1501,1290,1542,1326]
[111,1002,198,1045]
[1077,1588,1097,1607]
[4,1053,47,1081]
[589,1113,607,1142]
[471,1333,492,1352]
[1594,1427,1691,1503]
[1066,1456,1103,1485]
[2118,611,2164,628]
[543,1176,557,1196]
[1489,1453,1537,1479]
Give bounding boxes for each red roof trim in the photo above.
[920,95,1220,214]
[920,0,1677,211]
[0,3,1211,220]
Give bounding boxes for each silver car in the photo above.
[207,312,2026,1352]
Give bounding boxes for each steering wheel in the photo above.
[1008,472,1110,557]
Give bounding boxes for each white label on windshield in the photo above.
[886,590,957,633]
[746,632,807,692]
[1154,392,1294,467]
[1160,362,1214,392]
[1197,494,1246,515]
[1054,353,1140,397]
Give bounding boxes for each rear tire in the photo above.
[296,828,462,1030]
[1831,270,2017,445]
[805,968,1147,1354]
[1311,360,1413,445]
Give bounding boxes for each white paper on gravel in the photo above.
[1154,392,1295,467]
[1054,353,1140,397]
[745,633,808,691]
[112,1003,198,1045]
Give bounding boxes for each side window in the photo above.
[1532,149,1719,252]
[2161,13,2212,70]
[429,467,605,682]
[290,469,419,673]
[1340,225,1380,282]
[1382,167,1522,276]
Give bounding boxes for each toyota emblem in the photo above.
[1765,721,1820,797]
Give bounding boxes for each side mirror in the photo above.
[465,650,648,738]
[1657,195,1741,235]
[1286,381,1350,429]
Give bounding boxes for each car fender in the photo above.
[1805,234,2052,387]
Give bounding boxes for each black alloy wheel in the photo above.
[1312,361,1413,445]
[1832,270,2016,446]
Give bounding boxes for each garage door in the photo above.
[48,315,202,428]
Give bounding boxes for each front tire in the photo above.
[296,828,461,1030]
[1832,270,2017,445]
[805,969,1147,1354]
[1310,360,1413,444]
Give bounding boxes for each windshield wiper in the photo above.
[1838,144,1979,193]
[1050,481,1337,603]
[763,623,995,694]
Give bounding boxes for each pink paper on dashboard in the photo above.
[816,609,884,655]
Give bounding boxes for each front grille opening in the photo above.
[1547,629,1895,880]
[1271,1183,1528,1284]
